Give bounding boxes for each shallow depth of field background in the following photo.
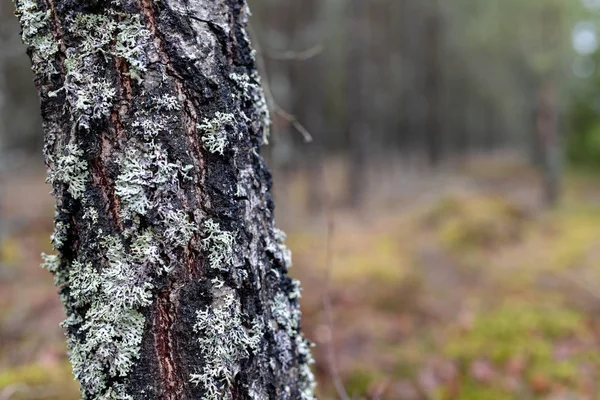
[4,0,600,399]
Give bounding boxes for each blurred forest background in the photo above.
[4,0,600,399]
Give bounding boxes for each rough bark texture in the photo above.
[15,0,316,399]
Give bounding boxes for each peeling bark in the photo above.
[16,0,315,399]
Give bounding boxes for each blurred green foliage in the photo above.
[568,55,600,169]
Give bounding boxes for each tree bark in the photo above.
[15,0,316,399]
[536,81,561,207]
[346,0,369,209]
[424,7,442,167]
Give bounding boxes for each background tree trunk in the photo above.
[536,81,561,207]
[15,0,315,399]
[424,5,443,167]
[346,0,370,209]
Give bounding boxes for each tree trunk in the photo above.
[424,7,442,167]
[536,81,561,207]
[16,1,316,399]
[346,0,369,209]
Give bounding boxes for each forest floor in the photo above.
[2,153,600,400]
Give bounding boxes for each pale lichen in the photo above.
[14,0,59,75]
[288,279,303,300]
[271,292,300,335]
[113,15,150,82]
[296,335,317,399]
[65,235,154,397]
[50,219,68,250]
[68,260,101,306]
[46,143,89,199]
[73,78,117,118]
[269,227,293,269]
[129,230,161,266]
[269,283,316,398]
[190,293,262,400]
[115,147,152,220]
[299,362,317,400]
[156,94,182,112]
[131,94,183,139]
[200,219,235,270]
[69,12,149,82]
[101,235,154,308]
[162,208,197,247]
[97,383,134,400]
[229,72,270,143]
[60,11,151,124]
[41,252,66,286]
[198,112,235,155]
[115,143,193,221]
[83,205,99,223]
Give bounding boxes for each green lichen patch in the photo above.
[69,305,145,396]
[73,78,117,119]
[129,230,161,265]
[115,147,152,220]
[50,219,68,250]
[46,143,89,199]
[15,0,59,74]
[41,252,66,286]
[68,261,101,306]
[269,286,316,399]
[155,94,182,112]
[162,209,197,247]
[200,219,235,270]
[115,143,193,221]
[59,11,151,124]
[63,235,155,398]
[69,12,150,82]
[296,335,317,400]
[131,95,185,139]
[268,227,293,270]
[190,293,262,400]
[271,292,300,335]
[288,279,303,300]
[229,72,270,143]
[198,112,235,155]
[70,13,118,53]
[113,15,150,81]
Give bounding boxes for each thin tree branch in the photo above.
[265,44,324,61]
[248,24,314,143]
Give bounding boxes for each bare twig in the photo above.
[265,44,324,61]
[0,384,28,400]
[556,271,600,302]
[272,105,314,143]
[248,25,314,143]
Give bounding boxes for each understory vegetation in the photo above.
[3,156,600,399]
